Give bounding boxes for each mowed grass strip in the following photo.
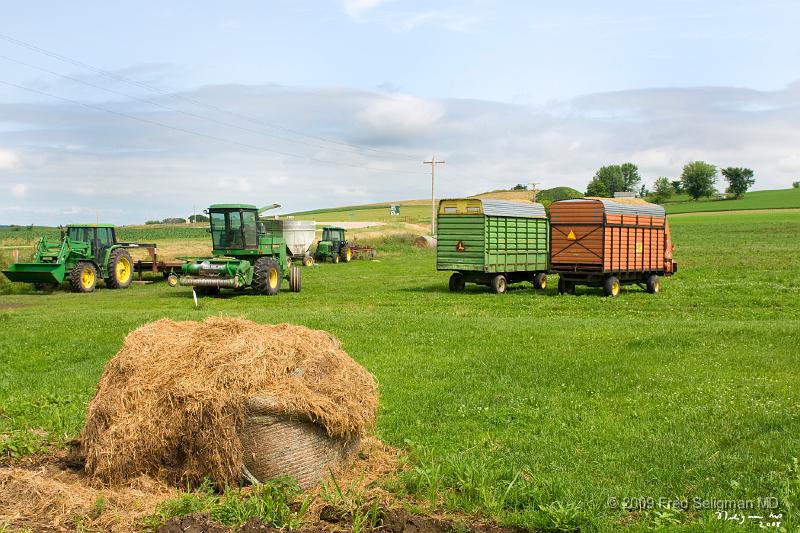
[0,211,799,531]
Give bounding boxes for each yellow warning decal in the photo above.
[636,243,643,253]
[567,230,576,240]
[456,240,465,251]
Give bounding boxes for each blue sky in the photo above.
[1,1,799,224]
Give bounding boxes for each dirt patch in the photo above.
[81,317,378,487]
[0,302,26,309]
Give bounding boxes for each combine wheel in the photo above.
[557,277,575,295]
[106,248,134,289]
[448,272,465,292]
[490,274,507,294]
[604,276,621,297]
[302,255,314,267]
[70,261,98,293]
[289,265,302,292]
[646,274,661,294]
[533,272,548,290]
[252,257,281,296]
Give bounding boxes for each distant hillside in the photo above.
[663,188,800,214]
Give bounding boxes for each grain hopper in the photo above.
[264,219,316,266]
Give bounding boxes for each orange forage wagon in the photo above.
[549,198,677,297]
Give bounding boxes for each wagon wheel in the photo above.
[533,272,548,290]
[448,272,465,292]
[646,274,660,294]
[302,255,314,267]
[557,277,575,295]
[289,265,302,292]
[490,274,507,294]
[604,276,621,297]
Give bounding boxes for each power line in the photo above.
[0,31,420,162]
[0,53,418,162]
[0,78,426,175]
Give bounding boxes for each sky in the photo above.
[0,0,799,224]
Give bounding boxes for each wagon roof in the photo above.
[440,198,546,218]
[556,198,665,217]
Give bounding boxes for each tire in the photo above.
[342,246,352,263]
[252,257,281,296]
[490,274,507,294]
[302,256,314,267]
[533,272,548,290]
[106,248,134,289]
[70,261,98,293]
[166,273,179,287]
[604,276,621,297]
[448,272,465,292]
[646,274,660,294]
[333,254,340,264]
[557,277,575,295]
[289,265,302,293]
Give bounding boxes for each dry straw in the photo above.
[80,316,378,487]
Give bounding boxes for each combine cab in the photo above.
[179,204,301,296]
[2,225,150,292]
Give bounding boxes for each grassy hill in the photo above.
[289,187,799,222]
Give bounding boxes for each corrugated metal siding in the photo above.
[557,198,665,217]
[481,199,546,218]
[485,216,548,272]
[437,215,485,270]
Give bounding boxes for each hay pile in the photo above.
[81,316,378,487]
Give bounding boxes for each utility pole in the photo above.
[424,157,445,236]
[528,181,540,203]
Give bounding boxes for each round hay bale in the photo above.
[240,397,359,488]
[413,235,437,248]
[80,317,377,488]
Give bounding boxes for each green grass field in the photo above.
[1,211,799,531]
[663,188,800,214]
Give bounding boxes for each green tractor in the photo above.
[314,226,353,264]
[178,204,301,296]
[2,224,144,292]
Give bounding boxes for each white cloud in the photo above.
[0,149,20,169]
[0,80,798,225]
[343,0,390,19]
[10,183,28,197]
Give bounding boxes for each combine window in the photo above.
[210,209,259,249]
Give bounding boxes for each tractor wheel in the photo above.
[289,265,302,293]
[302,255,314,267]
[604,276,621,297]
[533,272,548,290]
[166,273,179,287]
[252,257,281,296]
[342,246,352,263]
[106,248,134,289]
[490,274,507,294]
[557,277,575,295]
[333,254,340,264]
[646,274,660,294]
[70,261,98,293]
[448,272,465,292]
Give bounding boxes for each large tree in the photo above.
[721,167,755,198]
[585,163,641,197]
[681,161,717,200]
[652,177,673,204]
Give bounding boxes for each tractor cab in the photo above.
[314,226,352,263]
[67,224,118,260]
[208,204,260,251]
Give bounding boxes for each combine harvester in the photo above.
[178,203,301,296]
[1,224,177,293]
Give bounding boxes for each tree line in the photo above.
[585,161,757,203]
